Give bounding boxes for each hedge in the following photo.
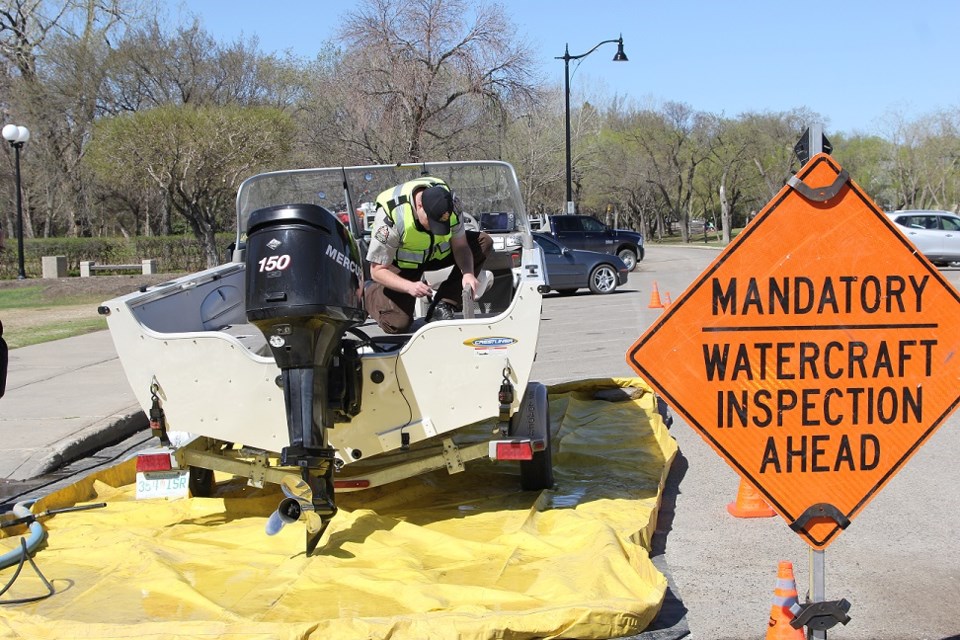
[0,233,236,279]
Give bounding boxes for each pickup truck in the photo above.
[534,214,644,271]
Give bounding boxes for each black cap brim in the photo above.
[427,217,451,234]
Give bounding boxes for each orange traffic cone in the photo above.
[727,478,775,518]
[648,282,663,308]
[766,561,804,640]
[663,292,672,308]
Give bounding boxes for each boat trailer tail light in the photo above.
[136,452,175,472]
[334,479,371,489]
[490,440,534,461]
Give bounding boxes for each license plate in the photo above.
[136,470,190,500]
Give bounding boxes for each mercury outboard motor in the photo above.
[245,203,366,552]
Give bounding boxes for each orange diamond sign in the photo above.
[627,153,960,549]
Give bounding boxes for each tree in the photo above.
[103,18,305,113]
[1,0,130,237]
[497,89,565,213]
[626,102,715,243]
[87,105,295,266]
[738,109,818,202]
[315,0,539,163]
[702,117,762,242]
[568,98,610,212]
[96,18,306,234]
[882,110,960,211]
[831,133,895,210]
[591,99,661,238]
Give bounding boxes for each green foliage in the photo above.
[832,134,896,209]
[86,104,295,265]
[0,233,235,279]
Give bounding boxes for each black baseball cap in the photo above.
[420,185,455,234]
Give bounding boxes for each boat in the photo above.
[99,161,550,552]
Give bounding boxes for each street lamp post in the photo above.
[2,124,30,279]
[556,36,627,214]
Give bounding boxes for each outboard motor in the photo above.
[245,203,366,552]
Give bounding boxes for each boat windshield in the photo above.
[235,161,529,243]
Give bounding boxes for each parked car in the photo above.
[886,210,960,266]
[532,232,629,295]
[537,214,643,271]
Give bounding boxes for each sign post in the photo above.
[800,125,831,640]
[627,149,960,635]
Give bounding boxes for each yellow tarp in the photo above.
[0,378,677,640]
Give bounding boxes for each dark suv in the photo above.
[540,214,644,271]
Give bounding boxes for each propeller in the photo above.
[265,474,324,538]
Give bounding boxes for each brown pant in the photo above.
[365,231,492,333]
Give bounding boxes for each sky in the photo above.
[183,0,960,136]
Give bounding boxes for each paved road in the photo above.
[534,246,960,640]
[532,245,714,385]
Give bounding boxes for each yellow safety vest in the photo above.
[375,178,459,270]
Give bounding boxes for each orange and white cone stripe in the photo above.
[766,561,804,640]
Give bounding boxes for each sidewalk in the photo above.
[0,330,146,481]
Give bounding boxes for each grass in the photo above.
[5,316,108,349]
[0,285,102,309]
[1,272,180,349]
[0,286,109,349]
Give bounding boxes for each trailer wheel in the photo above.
[188,466,216,497]
[520,423,553,491]
[509,382,554,491]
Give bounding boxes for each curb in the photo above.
[21,405,148,480]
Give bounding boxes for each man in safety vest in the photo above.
[365,177,492,333]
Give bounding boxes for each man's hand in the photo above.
[462,273,480,300]
[407,280,434,298]
[371,262,432,297]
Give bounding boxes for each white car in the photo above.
[886,210,960,266]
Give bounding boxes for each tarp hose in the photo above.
[0,502,45,570]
